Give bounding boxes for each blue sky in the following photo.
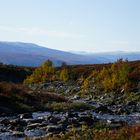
[0,0,140,52]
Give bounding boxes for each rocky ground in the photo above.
[0,81,140,140]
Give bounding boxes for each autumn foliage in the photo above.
[81,59,139,93]
[23,59,140,93]
[24,60,70,84]
[95,59,130,92]
[24,60,56,84]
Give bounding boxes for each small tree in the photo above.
[91,59,130,92]
[24,59,55,84]
[60,68,69,81]
[82,78,90,92]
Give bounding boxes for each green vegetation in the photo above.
[81,59,131,93]
[60,68,69,81]
[25,124,140,140]
[23,59,140,95]
[0,63,33,83]
[1,60,139,114]
[24,60,70,84]
[24,60,56,84]
[127,92,140,103]
[0,82,67,113]
[98,59,129,92]
[47,102,93,112]
[1,60,140,139]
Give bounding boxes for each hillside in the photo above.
[0,42,100,66]
[1,60,140,84]
[0,60,140,139]
[0,41,140,67]
[0,64,33,83]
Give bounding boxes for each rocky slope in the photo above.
[0,81,140,139]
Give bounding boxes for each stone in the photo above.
[19,113,33,119]
[78,115,94,125]
[127,101,137,106]
[48,116,61,124]
[27,123,41,130]
[107,120,127,129]
[12,131,24,137]
[9,119,27,127]
[116,107,130,115]
[67,111,78,118]
[73,95,80,100]
[29,119,44,124]
[24,128,45,137]
[47,124,65,133]
[1,119,10,126]
[68,118,79,126]
[95,105,113,114]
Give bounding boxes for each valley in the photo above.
[0,60,140,139]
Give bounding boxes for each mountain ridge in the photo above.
[0,41,140,66]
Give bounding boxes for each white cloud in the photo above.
[0,25,84,39]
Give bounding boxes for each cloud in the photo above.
[0,25,84,39]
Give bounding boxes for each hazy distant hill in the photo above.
[0,42,101,66]
[83,51,140,63]
[0,42,140,66]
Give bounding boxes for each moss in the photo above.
[46,102,93,112]
[26,124,140,140]
[126,92,140,103]
[15,102,33,112]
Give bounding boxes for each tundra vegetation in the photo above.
[0,60,140,139]
[24,59,138,93]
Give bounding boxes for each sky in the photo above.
[0,0,140,52]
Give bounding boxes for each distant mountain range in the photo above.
[0,41,140,66]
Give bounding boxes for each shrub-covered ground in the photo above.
[0,60,140,139]
[25,124,140,140]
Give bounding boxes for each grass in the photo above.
[46,102,93,112]
[25,124,140,140]
[0,82,68,114]
[127,92,140,103]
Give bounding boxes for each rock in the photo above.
[19,113,33,119]
[9,119,19,127]
[45,132,53,138]
[12,131,24,137]
[0,132,13,140]
[127,101,137,106]
[73,95,80,100]
[121,89,125,94]
[7,119,27,127]
[66,111,78,118]
[79,116,94,125]
[1,119,10,126]
[29,118,44,124]
[100,96,104,100]
[68,118,79,126]
[48,116,61,124]
[109,101,116,106]
[107,119,127,129]
[24,128,45,137]
[116,107,130,115]
[7,125,15,131]
[65,89,70,94]
[95,105,113,114]
[27,123,41,130]
[0,127,8,132]
[46,124,65,133]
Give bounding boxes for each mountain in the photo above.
[0,42,101,66]
[0,41,140,66]
[85,51,140,62]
